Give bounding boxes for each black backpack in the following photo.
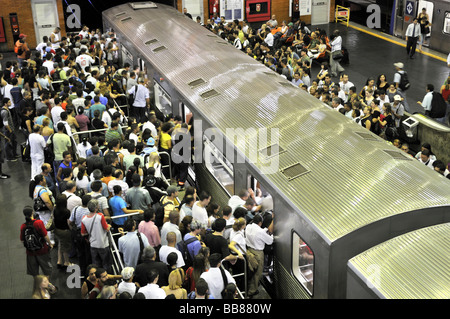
[23,220,44,251]
[177,236,198,268]
[397,72,410,91]
[428,92,447,118]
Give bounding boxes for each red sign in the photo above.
[0,17,6,43]
[256,3,261,12]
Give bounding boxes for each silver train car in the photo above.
[393,0,450,54]
[102,2,450,299]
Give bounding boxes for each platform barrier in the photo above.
[336,5,350,27]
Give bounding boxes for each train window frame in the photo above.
[444,11,450,35]
[292,231,314,296]
[203,134,235,196]
[153,79,172,116]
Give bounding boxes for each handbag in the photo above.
[332,50,343,60]
[34,187,49,211]
[46,211,55,231]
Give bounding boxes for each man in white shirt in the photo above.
[331,97,344,112]
[200,253,236,299]
[158,231,185,268]
[35,36,49,58]
[62,181,82,213]
[405,18,421,59]
[160,210,182,246]
[417,84,434,113]
[29,125,46,179]
[51,97,64,126]
[339,73,354,101]
[138,268,166,299]
[227,189,249,215]
[245,214,273,297]
[329,29,345,77]
[76,48,95,72]
[42,54,55,76]
[264,27,274,49]
[192,191,211,227]
[107,169,129,200]
[128,77,150,123]
[418,149,435,169]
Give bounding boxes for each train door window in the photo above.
[203,135,235,196]
[292,232,314,295]
[444,12,450,35]
[247,175,272,209]
[138,58,147,79]
[121,44,134,68]
[153,79,172,117]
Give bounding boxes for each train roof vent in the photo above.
[115,12,127,17]
[152,46,167,53]
[145,39,158,45]
[188,78,206,88]
[383,150,413,161]
[278,81,294,87]
[206,34,217,38]
[280,162,310,181]
[129,2,158,9]
[121,17,133,22]
[263,71,277,77]
[200,89,220,100]
[216,41,229,45]
[259,143,286,158]
[354,131,379,141]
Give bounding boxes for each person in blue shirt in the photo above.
[109,185,143,227]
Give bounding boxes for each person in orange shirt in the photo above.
[15,34,30,68]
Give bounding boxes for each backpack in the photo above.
[22,220,44,251]
[428,92,447,118]
[397,72,410,91]
[177,236,198,267]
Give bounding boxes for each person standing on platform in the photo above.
[329,30,345,78]
[128,77,149,124]
[405,18,421,59]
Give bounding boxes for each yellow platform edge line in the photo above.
[344,23,446,63]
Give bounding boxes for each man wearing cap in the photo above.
[405,18,421,59]
[392,94,405,128]
[15,34,30,68]
[393,62,406,91]
[141,137,157,157]
[118,267,138,297]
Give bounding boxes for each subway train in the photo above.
[393,0,450,54]
[102,2,450,299]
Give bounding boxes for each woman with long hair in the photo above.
[32,275,56,299]
[53,194,73,269]
[162,268,187,299]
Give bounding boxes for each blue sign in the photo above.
[405,0,414,16]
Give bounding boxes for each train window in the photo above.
[153,79,172,117]
[292,232,314,295]
[203,135,235,195]
[444,12,450,35]
[121,44,133,68]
